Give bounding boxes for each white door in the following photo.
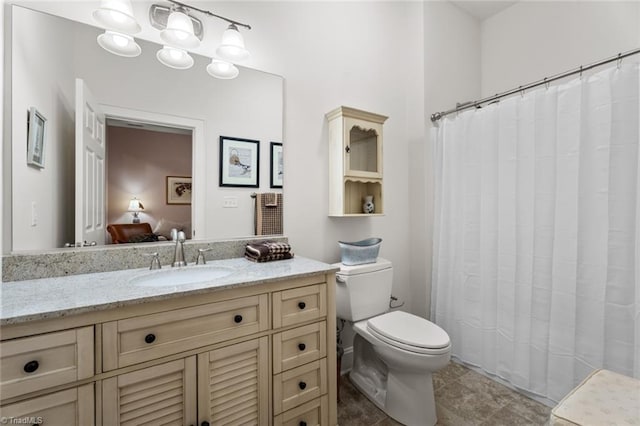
[75,79,106,246]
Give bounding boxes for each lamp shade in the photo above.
[161,10,200,49]
[128,198,144,212]
[156,46,194,70]
[92,0,141,34]
[215,24,250,62]
[206,60,239,79]
[97,31,141,57]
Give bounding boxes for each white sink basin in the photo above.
[131,266,235,287]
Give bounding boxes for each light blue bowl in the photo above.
[338,238,382,265]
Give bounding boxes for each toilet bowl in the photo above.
[334,259,451,426]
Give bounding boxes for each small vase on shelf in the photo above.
[362,195,375,214]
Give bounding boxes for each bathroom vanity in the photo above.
[0,257,338,426]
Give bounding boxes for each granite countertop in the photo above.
[0,256,338,325]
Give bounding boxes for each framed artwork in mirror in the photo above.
[166,176,192,204]
[27,107,47,168]
[270,142,283,188]
[219,136,260,187]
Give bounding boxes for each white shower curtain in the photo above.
[431,63,640,403]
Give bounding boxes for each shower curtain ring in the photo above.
[579,65,583,79]
[617,53,623,69]
[544,77,550,90]
[519,86,525,98]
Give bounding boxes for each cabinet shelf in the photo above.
[327,106,388,217]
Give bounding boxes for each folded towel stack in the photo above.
[245,241,294,263]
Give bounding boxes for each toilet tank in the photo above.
[334,258,393,321]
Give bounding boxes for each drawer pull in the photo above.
[201,422,210,426]
[23,360,39,373]
[144,333,156,344]
[300,422,307,426]
[298,343,306,351]
[234,314,243,323]
[298,381,307,390]
[298,301,306,310]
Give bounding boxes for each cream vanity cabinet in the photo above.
[326,106,388,216]
[0,272,337,426]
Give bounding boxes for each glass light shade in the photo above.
[127,198,144,212]
[156,46,194,70]
[206,60,239,79]
[92,0,141,34]
[97,31,141,57]
[215,24,250,62]
[161,10,200,49]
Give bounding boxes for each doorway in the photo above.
[105,119,193,242]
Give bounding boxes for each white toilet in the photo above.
[335,258,451,426]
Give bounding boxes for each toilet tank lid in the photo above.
[333,257,392,276]
[367,311,450,349]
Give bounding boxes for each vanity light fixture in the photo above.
[127,198,144,223]
[160,6,200,49]
[156,45,194,69]
[216,24,250,62]
[206,60,239,79]
[97,31,142,57]
[93,0,142,57]
[93,0,252,78]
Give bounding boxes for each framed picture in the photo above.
[27,107,47,168]
[166,176,192,204]
[270,142,283,188]
[219,136,260,187]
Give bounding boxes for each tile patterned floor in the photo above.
[337,361,552,426]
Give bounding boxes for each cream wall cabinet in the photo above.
[326,106,388,216]
[0,273,337,426]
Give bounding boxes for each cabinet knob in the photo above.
[298,381,307,390]
[234,315,243,323]
[298,301,306,310]
[345,145,351,153]
[298,343,306,351]
[201,422,210,426]
[300,422,307,426]
[144,333,156,344]
[23,360,39,373]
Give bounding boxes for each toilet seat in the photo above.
[366,311,450,355]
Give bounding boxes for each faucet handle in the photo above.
[143,252,161,270]
[170,228,178,241]
[177,231,186,242]
[196,248,213,265]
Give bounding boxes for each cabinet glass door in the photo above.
[344,119,382,178]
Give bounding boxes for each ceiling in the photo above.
[450,1,518,20]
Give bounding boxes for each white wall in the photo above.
[11,6,76,250]
[481,1,640,97]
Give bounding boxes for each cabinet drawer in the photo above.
[103,294,269,370]
[0,384,94,426]
[273,284,327,328]
[0,327,94,400]
[273,322,327,374]
[274,395,328,426]
[273,359,327,415]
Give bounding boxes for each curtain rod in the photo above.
[430,47,640,123]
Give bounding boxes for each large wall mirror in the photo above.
[5,5,284,253]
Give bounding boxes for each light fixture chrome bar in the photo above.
[430,47,640,123]
[168,0,251,30]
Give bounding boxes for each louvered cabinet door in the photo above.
[198,337,269,426]
[102,357,197,426]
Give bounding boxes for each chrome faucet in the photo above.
[195,248,212,265]
[171,229,187,267]
[144,252,162,270]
